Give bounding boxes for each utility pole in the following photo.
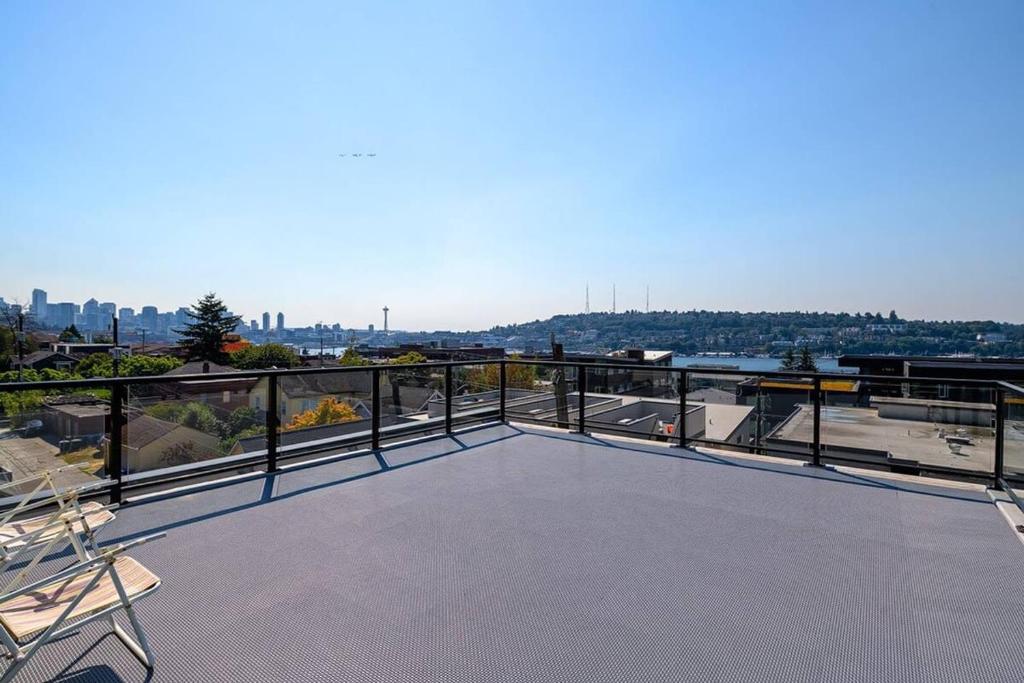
[585,283,590,314]
[15,313,25,383]
[318,321,324,368]
[110,315,123,377]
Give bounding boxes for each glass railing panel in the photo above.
[733,374,811,458]
[504,363,579,430]
[377,364,445,438]
[448,363,504,427]
[274,370,375,461]
[820,378,996,476]
[0,382,113,497]
[123,376,266,477]
[582,366,681,444]
[688,371,760,453]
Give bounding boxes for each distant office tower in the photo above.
[53,303,77,330]
[262,312,270,333]
[119,307,135,325]
[276,312,285,331]
[250,320,258,333]
[140,306,158,332]
[31,289,47,321]
[175,307,190,326]
[82,298,100,331]
[99,302,116,329]
[369,324,375,334]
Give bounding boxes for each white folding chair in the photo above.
[0,468,117,591]
[0,533,165,682]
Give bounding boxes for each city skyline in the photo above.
[3,2,1023,329]
[6,283,1024,336]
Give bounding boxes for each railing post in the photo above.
[498,360,507,422]
[371,367,381,450]
[444,364,453,434]
[108,381,124,505]
[812,376,822,467]
[678,370,688,449]
[577,364,587,434]
[266,375,279,472]
[994,388,1005,489]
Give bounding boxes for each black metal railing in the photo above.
[0,359,1018,506]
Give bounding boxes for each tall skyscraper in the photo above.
[53,303,76,330]
[276,312,285,331]
[140,306,158,332]
[250,320,258,333]
[82,298,100,331]
[262,312,270,332]
[99,302,116,327]
[31,289,47,321]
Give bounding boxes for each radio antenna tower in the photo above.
[646,285,650,313]
[612,284,616,314]
[585,283,590,314]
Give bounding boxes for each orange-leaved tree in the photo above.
[286,397,360,430]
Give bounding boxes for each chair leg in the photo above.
[0,656,29,683]
[112,607,155,668]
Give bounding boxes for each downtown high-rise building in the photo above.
[140,306,158,332]
[31,288,47,321]
[277,312,285,331]
[262,312,270,333]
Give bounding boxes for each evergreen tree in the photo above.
[796,346,818,372]
[59,325,84,342]
[779,348,796,370]
[174,293,241,362]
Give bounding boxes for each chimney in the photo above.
[202,362,210,373]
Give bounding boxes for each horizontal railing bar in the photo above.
[0,359,505,392]
[996,380,1024,395]
[0,357,1013,392]
[506,359,1006,388]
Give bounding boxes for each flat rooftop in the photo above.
[769,404,995,472]
[8,424,1024,681]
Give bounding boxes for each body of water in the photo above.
[671,355,845,373]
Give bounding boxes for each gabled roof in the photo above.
[121,415,179,449]
[11,350,78,368]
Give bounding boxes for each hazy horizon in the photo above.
[3,2,1022,330]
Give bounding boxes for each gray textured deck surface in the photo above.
[6,424,1024,682]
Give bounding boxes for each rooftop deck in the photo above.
[8,423,1024,682]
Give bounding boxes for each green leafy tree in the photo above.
[59,325,84,342]
[339,347,370,366]
[391,351,428,365]
[229,343,300,369]
[77,353,182,377]
[174,293,241,363]
[176,402,222,434]
[224,406,262,436]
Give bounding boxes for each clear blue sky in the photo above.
[2,1,1022,330]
